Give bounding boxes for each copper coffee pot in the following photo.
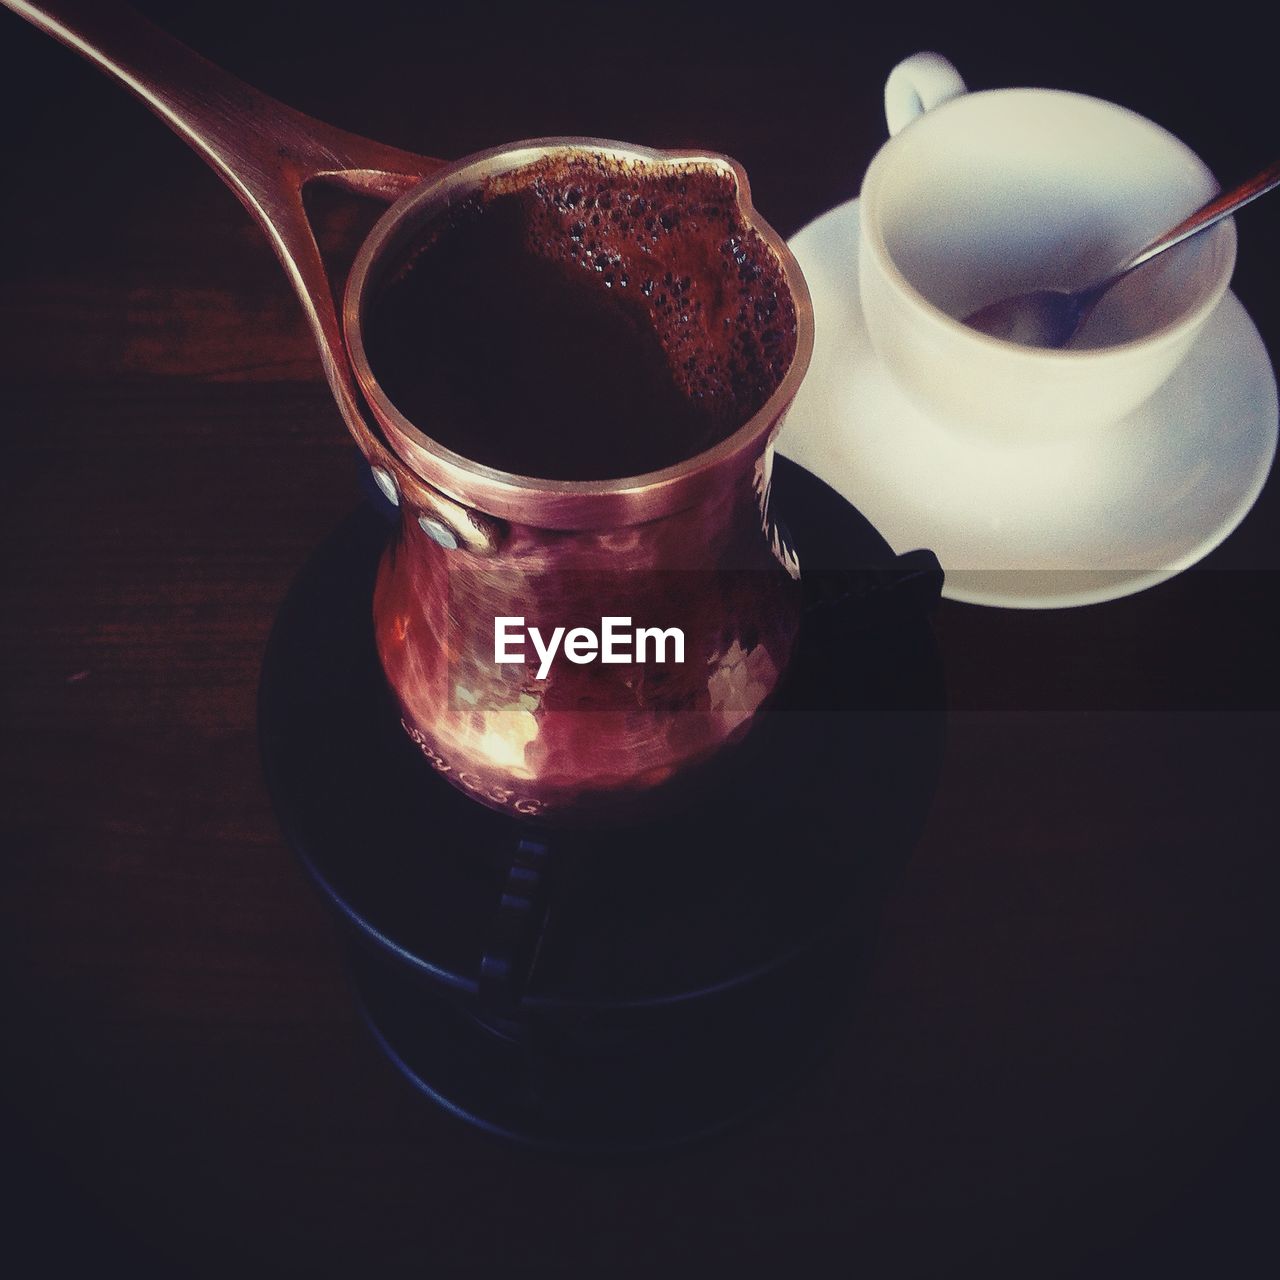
[6,0,816,823]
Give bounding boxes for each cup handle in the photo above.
[884,52,967,136]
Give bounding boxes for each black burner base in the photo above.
[347,928,869,1153]
[259,457,945,1151]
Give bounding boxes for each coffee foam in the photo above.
[367,152,798,479]
[480,153,797,426]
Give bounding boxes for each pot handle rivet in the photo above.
[418,514,460,550]
[370,466,400,506]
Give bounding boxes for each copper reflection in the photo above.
[374,445,803,823]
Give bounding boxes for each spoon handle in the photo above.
[1120,158,1280,276]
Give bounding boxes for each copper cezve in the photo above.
[9,0,816,824]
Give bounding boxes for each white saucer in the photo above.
[779,198,1279,608]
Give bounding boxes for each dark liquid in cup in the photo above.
[364,154,798,481]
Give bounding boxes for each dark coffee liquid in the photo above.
[364,155,797,481]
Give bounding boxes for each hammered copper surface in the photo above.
[375,447,802,822]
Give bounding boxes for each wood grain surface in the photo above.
[2,2,1277,1275]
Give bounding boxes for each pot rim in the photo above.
[343,136,815,530]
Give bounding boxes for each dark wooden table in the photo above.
[3,2,1277,1275]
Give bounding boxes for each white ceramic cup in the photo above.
[858,52,1237,442]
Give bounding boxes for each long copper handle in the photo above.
[2,0,496,546]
